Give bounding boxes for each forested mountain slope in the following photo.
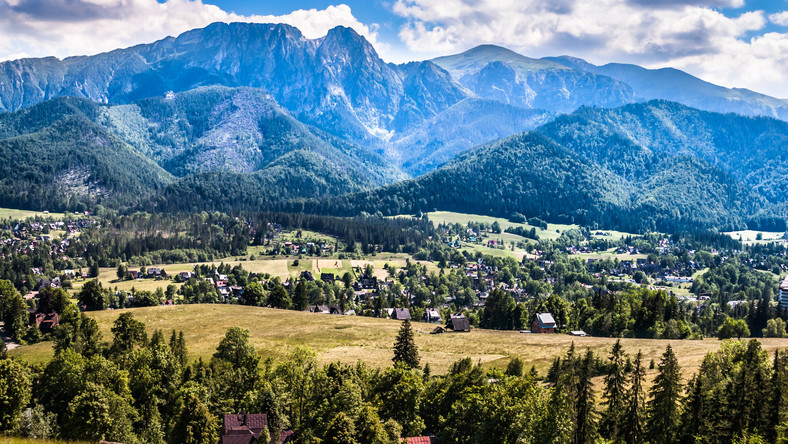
[279,101,786,232]
[0,99,174,210]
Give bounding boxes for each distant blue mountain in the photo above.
[431,45,636,112]
[545,55,788,121]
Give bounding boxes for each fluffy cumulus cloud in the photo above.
[771,11,788,26]
[0,0,381,61]
[393,0,788,97]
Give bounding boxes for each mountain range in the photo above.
[0,21,787,231]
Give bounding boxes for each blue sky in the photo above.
[1,0,788,97]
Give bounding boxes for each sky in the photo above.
[1,0,788,98]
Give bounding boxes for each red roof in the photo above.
[223,414,268,444]
[400,438,432,444]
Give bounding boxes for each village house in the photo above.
[146,268,167,278]
[30,311,59,333]
[308,305,331,314]
[423,308,442,323]
[447,314,471,332]
[531,313,557,333]
[392,307,411,320]
[220,413,294,444]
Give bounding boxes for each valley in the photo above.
[1,17,788,444]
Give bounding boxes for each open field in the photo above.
[568,250,648,261]
[0,207,66,221]
[11,305,788,378]
[426,210,580,241]
[725,230,787,245]
[70,256,438,295]
[457,242,526,261]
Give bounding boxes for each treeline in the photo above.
[247,212,436,254]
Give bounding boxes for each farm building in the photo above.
[531,313,557,333]
[447,314,471,332]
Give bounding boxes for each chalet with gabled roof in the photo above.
[222,413,268,444]
[447,314,471,332]
[423,308,442,323]
[392,308,411,320]
[532,313,556,333]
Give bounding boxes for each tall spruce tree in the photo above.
[679,360,710,443]
[392,319,420,369]
[576,349,597,444]
[600,339,627,440]
[621,350,646,444]
[647,345,682,444]
[769,349,788,442]
[730,339,771,437]
[560,343,579,441]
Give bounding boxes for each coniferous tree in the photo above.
[600,339,627,440]
[576,349,597,444]
[117,263,127,281]
[392,319,420,369]
[768,349,788,442]
[677,349,727,443]
[170,330,188,367]
[621,351,646,444]
[506,357,525,377]
[646,345,682,444]
[730,339,771,438]
[170,395,217,444]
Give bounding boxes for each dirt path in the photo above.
[0,323,20,350]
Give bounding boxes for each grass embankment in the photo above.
[11,305,788,377]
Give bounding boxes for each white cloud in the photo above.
[0,1,382,61]
[770,11,788,26]
[393,0,788,97]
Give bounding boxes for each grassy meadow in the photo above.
[0,207,66,221]
[68,254,437,296]
[426,210,579,241]
[725,230,787,246]
[11,304,788,379]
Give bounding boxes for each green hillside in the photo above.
[0,88,407,212]
[0,99,174,211]
[291,101,783,232]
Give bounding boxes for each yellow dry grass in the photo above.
[11,305,788,378]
